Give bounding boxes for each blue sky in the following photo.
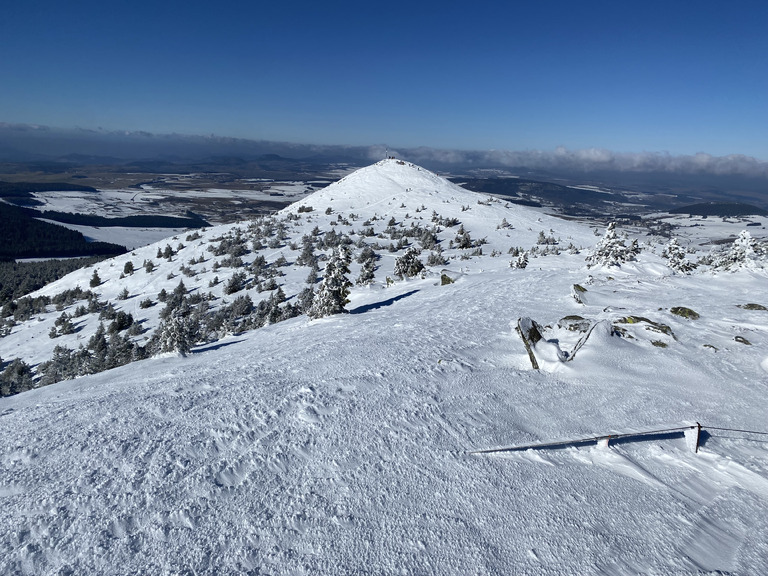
[2,0,767,159]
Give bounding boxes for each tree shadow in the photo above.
[350,290,419,314]
[192,339,245,353]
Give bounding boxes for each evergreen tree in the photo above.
[308,246,352,319]
[710,230,767,271]
[356,245,376,264]
[297,286,315,312]
[86,323,109,373]
[356,246,378,285]
[296,239,318,267]
[0,358,34,396]
[454,225,472,249]
[357,257,376,285]
[38,345,77,386]
[426,246,447,267]
[394,247,424,279]
[55,311,75,334]
[153,302,200,356]
[662,238,697,273]
[510,251,529,269]
[105,332,137,369]
[586,222,640,267]
[224,271,247,294]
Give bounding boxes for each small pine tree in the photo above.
[224,271,247,294]
[89,270,102,288]
[662,238,697,274]
[297,286,315,312]
[710,230,766,271]
[586,222,640,267]
[296,240,317,267]
[510,251,529,269]
[0,358,34,396]
[357,257,376,285]
[54,311,75,334]
[454,225,472,249]
[153,303,199,356]
[308,246,352,319]
[394,247,424,279]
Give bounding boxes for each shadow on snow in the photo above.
[350,290,419,315]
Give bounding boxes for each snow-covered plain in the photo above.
[1,160,767,574]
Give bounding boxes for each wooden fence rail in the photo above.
[470,423,707,455]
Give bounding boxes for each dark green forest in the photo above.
[0,257,106,305]
[668,202,768,217]
[34,209,209,228]
[0,203,127,260]
[0,181,97,207]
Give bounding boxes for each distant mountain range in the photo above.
[2,122,766,211]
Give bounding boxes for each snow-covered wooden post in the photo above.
[684,422,701,453]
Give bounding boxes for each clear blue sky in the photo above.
[2,0,767,159]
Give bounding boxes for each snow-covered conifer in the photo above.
[297,286,315,312]
[393,247,424,279]
[510,251,529,269]
[586,222,640,267]
[709,230,767,271]
[153,302,200,356]
[0,358,34,396]
[357,257,376,285]
[308,246,352,319]
[662,238,697,274]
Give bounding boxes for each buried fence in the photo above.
[469,423,768,456]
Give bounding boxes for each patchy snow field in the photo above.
[37,219,190,250]
[1,160,767,575]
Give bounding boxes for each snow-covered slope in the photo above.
[1,160,768,574]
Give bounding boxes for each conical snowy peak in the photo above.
[282,158,480,215]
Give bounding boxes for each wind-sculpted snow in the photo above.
[1,159,768,574]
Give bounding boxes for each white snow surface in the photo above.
[38,220,190,250]
[1,160,768,574]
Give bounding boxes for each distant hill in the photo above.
[669,202,768,217]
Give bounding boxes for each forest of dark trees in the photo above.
[668,202,768,217]
[33,209,209,229]
[0,257,107,306]
[0,181,97,207]
[0,203,127,260]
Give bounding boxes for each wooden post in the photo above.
[516,318,541,370]
[695,422,701,453]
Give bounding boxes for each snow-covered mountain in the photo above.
[1,159,767,574]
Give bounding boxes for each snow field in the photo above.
[1,159,767,574]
